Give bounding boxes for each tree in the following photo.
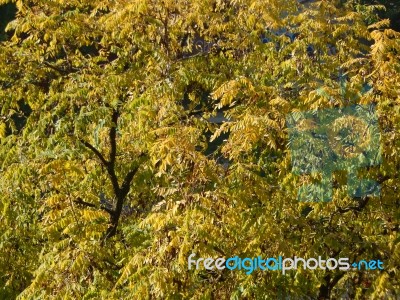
[0,0,399,299]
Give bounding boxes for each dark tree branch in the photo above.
[318,274,331,300]
[377,175,391,184]
[104,154,146,241]
[79,109,147,242]
[42,60,79,75]
[80,139,109,167]
[336,196,369,213]
[109,109,119,167]
[74,197,114,215]
[330,272,345,290]
[104,108,121,197]
[318,272,345,299]
[120,164,141,198]
[42,61,67,75]
[332,173,393,216]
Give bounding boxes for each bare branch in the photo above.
[80,139,109,167]
[74,197,114,215]
[109,109,119,167]
[336,196,369,214]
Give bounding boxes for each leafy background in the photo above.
[0,0,399,299]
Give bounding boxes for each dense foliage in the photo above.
[0,0,399,299]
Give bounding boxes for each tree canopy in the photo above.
[0,0,399,299]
